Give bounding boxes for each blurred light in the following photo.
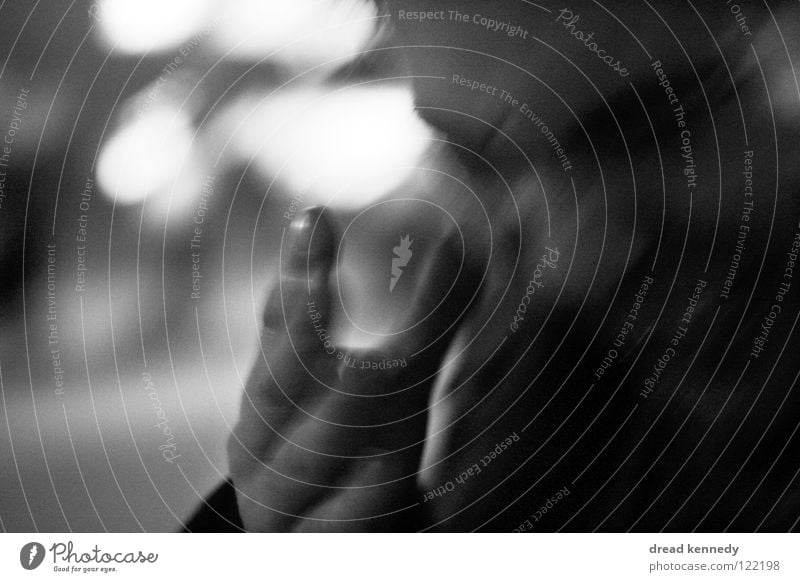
[95,0,213,53]
[210,0,377,69]
[229,86,434,208]
[97,107,196,205]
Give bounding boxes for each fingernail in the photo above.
[286,206,334,272]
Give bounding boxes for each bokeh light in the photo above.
[94,0,214,53]
[209,0,377,69]
[96,107,197,205]
[227,86,434,208]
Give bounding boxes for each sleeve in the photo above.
[182,478,245,532]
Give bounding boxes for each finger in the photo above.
[263,205,336,348]
[231,207,337,460]
[257,205,338,406]
[386,225,478,367]
[325,226,478,432]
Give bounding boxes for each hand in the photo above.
[228,206,475,531]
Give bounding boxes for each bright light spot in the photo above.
[210,0,377,69]
[97,107,196,205]
[229,86,434,208]
[95,0,213,53]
